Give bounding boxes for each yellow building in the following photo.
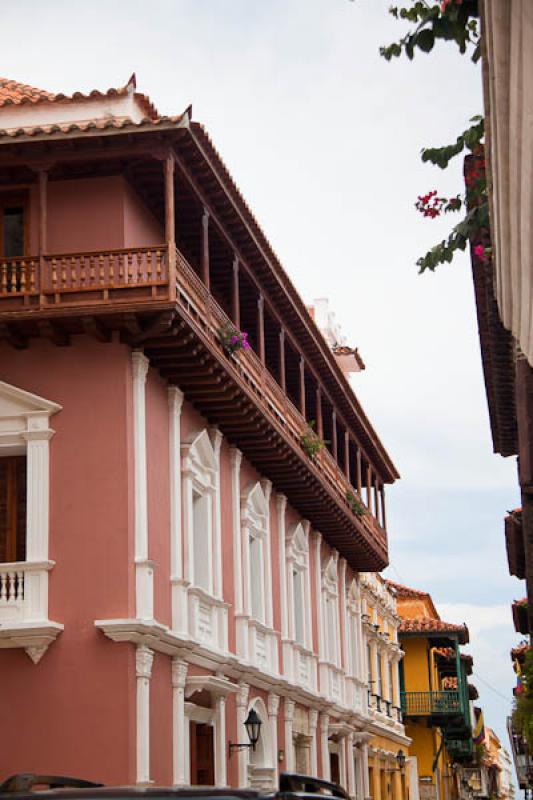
[386,582,473,800]
[360,574,412,800]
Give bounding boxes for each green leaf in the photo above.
[416,28,435,53]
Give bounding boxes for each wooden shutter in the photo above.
[0,456,26,563]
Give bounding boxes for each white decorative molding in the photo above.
[230,447,243,617]
[236,682,250,788]
[209,427,224,601]
[0,380,63,661]
[284,698,295,772]
[136,644,154,784]
[320,712,330,781]
[277,494,288,642]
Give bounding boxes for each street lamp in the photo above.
[396,750,406,771]
[229,708,262,755]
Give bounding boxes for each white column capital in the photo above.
[209,426,224,456]
[230,446,242,469]
[171,658,188,688]
[132,350,149,384]
[261,478,272,503]
[276,493,287,514]
[309,709,319,730]
[268,692,280,717]
[136,645,154,679]
[284,698,295,722]
[168,385,184,414]
[319,712,329,733]
[237,682,249,709]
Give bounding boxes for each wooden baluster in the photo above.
[156,250,162,281]
[30,260,36,293]
[146,250,152,283]
[68,257,75,288]
[1,262,7,294]
[119,253,125,284]
[128,252,134,284]
[99,254,105,285]
[61,257,67,289]
[109,253,115,285]
[9,261,16,293]
[89,255,96,285]
[51,258,58,291]
[20,260,26,293]
[80,255,86,287]
[0,573,6,601]
[7,572,14,603]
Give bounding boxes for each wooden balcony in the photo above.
[400,690,462,718]
[0,244,388,570]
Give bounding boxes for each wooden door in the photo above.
[190,721,215,786]
[330,751,340,786]
[0,456,26,563]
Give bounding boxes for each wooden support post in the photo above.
[38,169,48,258]
[164,153,176,300]
[374,480,379,520]
[380,485,387,531]
[366,464,372,510]
[279,328,286,392]
[356,447,362,496]
[344,431,350,481]
[332,410,338,462]
[232,256,240,328]
[316,387,323,439]
[299,357,306,419]
[201,208,210,290]
[257,293,265,364]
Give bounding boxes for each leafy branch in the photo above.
[380,1,480,63]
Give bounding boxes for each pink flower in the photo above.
[473,244,486,262]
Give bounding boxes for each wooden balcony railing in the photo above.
[0,247,170,307]
[401,690,462,716]
[0,244,386,548]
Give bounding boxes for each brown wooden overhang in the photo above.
[505,509,526,580]
[512,600,530,636]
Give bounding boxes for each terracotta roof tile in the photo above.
[399,617,469,643]
[0,74,158,118]
[332,345,366,370]
[0,112,188,142]
[0,77,54,106]
[386,580,430,598]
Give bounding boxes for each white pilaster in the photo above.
[362,742,371,800]
[132,351,153,620]
[268,692,280,770]
[284,698,295,772]
[215,693,228,786]
[338,735,347,790]
[320,713,330,781]
[309,709,318,777]
[136,644,154,784]
[210,428,224,600]
[261,479,273,627]
[230,448,243,610]
[169,387,184,631]
[23,428,53,562]
[172,658,188,786]
[347,733,356,797]
[314,532,324,663]
[339,559,347,672]
[277,495,288,640]
[236,682,249,787]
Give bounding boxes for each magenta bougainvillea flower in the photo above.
[473,244,487,262]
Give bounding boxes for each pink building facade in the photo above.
[0,76,408,790]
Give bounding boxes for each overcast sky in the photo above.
[1,0,522,754]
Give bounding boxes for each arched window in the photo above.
[286,522,312,649]
[322,554,340,667]
[241,481,270,626]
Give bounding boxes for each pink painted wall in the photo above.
[0,336,136,784]
[25,175,163,256]
[146,367,171,628]
[123,181,164,248]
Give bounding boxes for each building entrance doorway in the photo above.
[330,752,340,785]
[189,721,214,785]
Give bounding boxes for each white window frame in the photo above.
[283,521,317,690]
[319,552,343,703]
[237,480,277,673]
[181,428,227,651]
[0,380,63,663]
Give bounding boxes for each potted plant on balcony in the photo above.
[300,422,326,460]
[217,323,251,356]
[346,490,366,518]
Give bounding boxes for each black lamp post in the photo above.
[229,708,262,756]
[396,750,406,771]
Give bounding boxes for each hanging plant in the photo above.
[346,490,366,518]
[217,323,251,355]
[300,422,326,459]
